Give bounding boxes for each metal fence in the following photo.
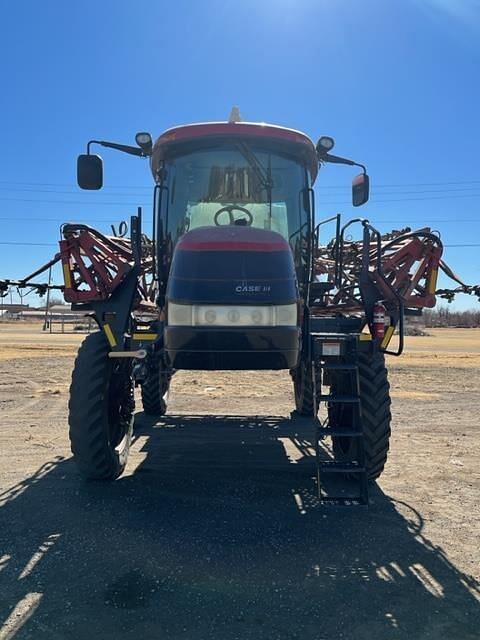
[47,314,94,334]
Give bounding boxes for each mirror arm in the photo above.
[353,161,367,174]
[86,139,146,157]
[322,153,367,174]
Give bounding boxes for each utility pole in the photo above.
[42,265,52,331]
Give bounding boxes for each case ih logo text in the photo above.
[235,282,271,294]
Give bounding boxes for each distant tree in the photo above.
[424,306,480,328]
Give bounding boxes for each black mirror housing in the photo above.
[352,173,369,207]
[77,154,103,190]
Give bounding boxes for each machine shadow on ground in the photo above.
[0,412,478,639]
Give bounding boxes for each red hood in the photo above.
[175,226,291,253]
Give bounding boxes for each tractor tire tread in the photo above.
[357,352,392,480]
[68,332,133,481]
[141,364,169,416]
[293,363,320,416]
[330,351,391,481]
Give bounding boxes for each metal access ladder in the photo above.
[311,332,369,505]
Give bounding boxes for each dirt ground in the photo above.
[0,323,479,639]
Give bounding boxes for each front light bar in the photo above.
[167,302,297,327]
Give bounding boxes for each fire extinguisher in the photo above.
[372,301,387,340]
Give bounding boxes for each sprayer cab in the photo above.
[150,122,321,369]
[75,118,370,370]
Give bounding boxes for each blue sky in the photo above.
[0,0,479,309]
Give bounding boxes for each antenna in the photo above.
[228,106,242,123]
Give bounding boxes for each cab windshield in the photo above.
[162,145,309,242]
[158,143,312,289]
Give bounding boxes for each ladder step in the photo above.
[318,394,360,403]
[319,363,358,371]
[317,428,363,438]
[318,461,365,474]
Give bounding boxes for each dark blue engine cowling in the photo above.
[164,226,301,370]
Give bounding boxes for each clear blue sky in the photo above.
[0,0,479,309]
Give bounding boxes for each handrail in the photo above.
[360,220,404,356]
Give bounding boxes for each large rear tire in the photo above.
[330,351,391,480]
[68,332,134,480]
[292,360,320,416]
[140,354,170,416]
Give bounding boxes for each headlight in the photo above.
[167,303,297,327]
[167,302,192,326]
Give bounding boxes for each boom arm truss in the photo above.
[1,216,478,348]
[313,220,479,314]
[0,215,156,318]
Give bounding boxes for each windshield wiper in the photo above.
[236,142,273,227]
[235,141,273,223]
[236,142,273,192]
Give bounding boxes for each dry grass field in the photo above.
[0,322,479,639]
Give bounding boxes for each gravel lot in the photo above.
[0,325,479,639]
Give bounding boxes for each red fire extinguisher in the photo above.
[372,301,387,340]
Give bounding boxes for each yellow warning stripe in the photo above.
[428,268,438,294]
[132,333,158,341]
[103,323,117,347]
[359,332,372,341]
[381,325,395,349]
[62,263,72,289]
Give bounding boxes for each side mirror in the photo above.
[352,173,369,207]
[77,154,103,190]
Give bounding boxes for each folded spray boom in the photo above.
[0,221,156,314]
[1,220,478,317]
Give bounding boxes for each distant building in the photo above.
[22,304,88,321]
[48,304,78,315]
[0,303,31,313]
[0,303,31,319]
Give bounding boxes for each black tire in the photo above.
[330,351,391,480]
[292,360,320,416]
[141,358,170,416]
[68,332,134,480]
